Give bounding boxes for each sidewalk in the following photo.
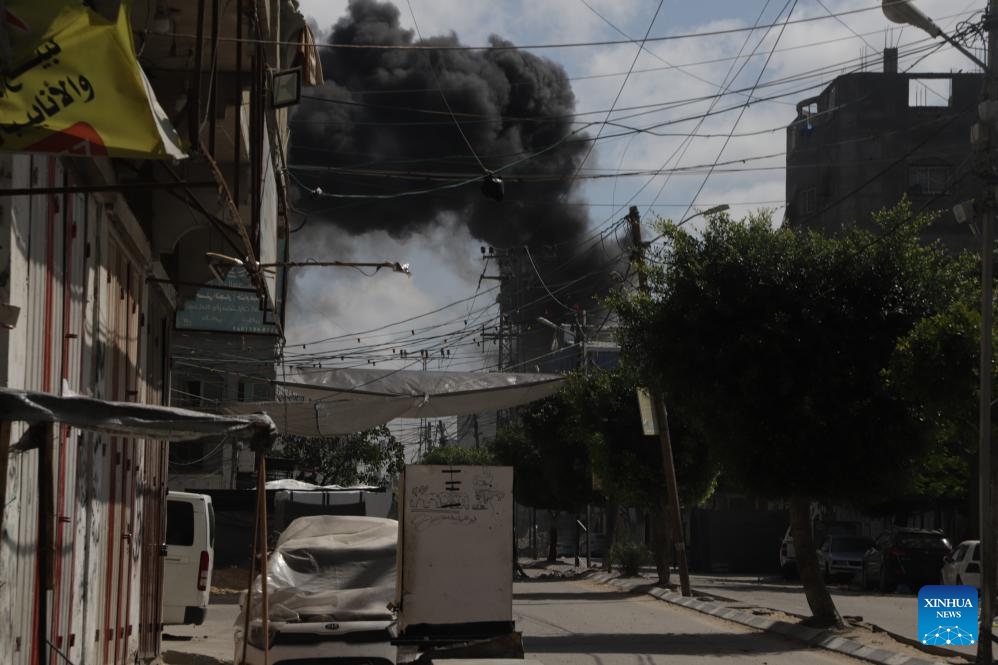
[520,559,971,665]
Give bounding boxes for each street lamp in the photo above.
[880,3,994,662]
[536,313,592,568]
[205,252,413,276]
[644,204,730,245]
[882,0,988,70]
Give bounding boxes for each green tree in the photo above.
[885,295,992,512]
[280,425,405,486]
[418,445,496,466]
[560,368,719,578]
[490,394,597,561]
[612,203,971,627]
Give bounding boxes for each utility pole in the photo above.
[882,3,995,655]
[627,205,692,597]
[980,4,997,660]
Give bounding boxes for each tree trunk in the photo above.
[547,511,559,562]
[790,496,843,628]
[603,500,618,571]
[651,497,672,586]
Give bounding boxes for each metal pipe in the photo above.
[980,208,993,665]
[208,0,220,150]
[0,182,218,196]
[191,0,206,148]
[234,0,243,206]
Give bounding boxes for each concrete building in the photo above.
[785,48,982,248]
[0,3,319,664]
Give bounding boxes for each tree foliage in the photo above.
[885,297,986,501]
[611,202,972,625]
[280,425,405,486]
[613,204,970,504]
[489,399,596,514]
[418,445,496,466]
[559,368,718,509]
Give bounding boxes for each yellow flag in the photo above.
[0,1,185,158]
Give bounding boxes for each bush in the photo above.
[610,540,650,576]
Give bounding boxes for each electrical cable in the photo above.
[815,0,879,53]
[675,0,799,226]
[162,3,944,53]
[569,0,665,185]
[597,0,777,239]
[404,0,488,173]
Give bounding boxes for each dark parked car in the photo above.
[861,528,951,592]
[817,534,874,582]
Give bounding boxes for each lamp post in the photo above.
[628,203,728,598]
[882,2,994,661]
[536,313,592,568]
[644,204,730,246]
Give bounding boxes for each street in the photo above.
[166,578,878,665]
[515,578,869,665]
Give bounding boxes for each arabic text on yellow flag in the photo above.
[0,1,185,158]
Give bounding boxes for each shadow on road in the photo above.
[208,593,242,606]
[524,631,801,656]
[514,590,654,603]
[161,650,229,665]
[697,580,875,597]
[513,591,656,605]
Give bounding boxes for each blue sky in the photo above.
[286,0,982,375]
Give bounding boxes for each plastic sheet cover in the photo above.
[0,384,275,442]
[223,366,564,436]
[241,515,398,623]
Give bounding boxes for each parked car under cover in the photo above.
[861,527,951,592]
[234,515,398,665]
[941,539,984,589]
[817,534,873,581]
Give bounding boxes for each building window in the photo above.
[908,77,951,107]
[801,187,817,214]
[909,165,950,195]
[237,379,271,402]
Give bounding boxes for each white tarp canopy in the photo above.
[222,366,564,437]
[0,384,276,443]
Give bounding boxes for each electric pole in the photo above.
[627,205,692,597]
[979,3,997,660]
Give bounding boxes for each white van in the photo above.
[162,491,215,626]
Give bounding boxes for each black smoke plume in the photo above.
[291,0,622,366]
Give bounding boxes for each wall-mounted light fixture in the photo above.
[151,4,175,35]
[271,68,302,108]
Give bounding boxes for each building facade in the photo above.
[0,2,318,664]
[785,48,982,249]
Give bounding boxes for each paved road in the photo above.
[515,578,867,664]
[164,580,871,665]
[161,594,240,665]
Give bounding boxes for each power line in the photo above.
[675,0,799,225]
[164,3,947,53]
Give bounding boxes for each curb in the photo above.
[582,572,951,665]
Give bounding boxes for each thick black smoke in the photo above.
[291,0,621,362]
